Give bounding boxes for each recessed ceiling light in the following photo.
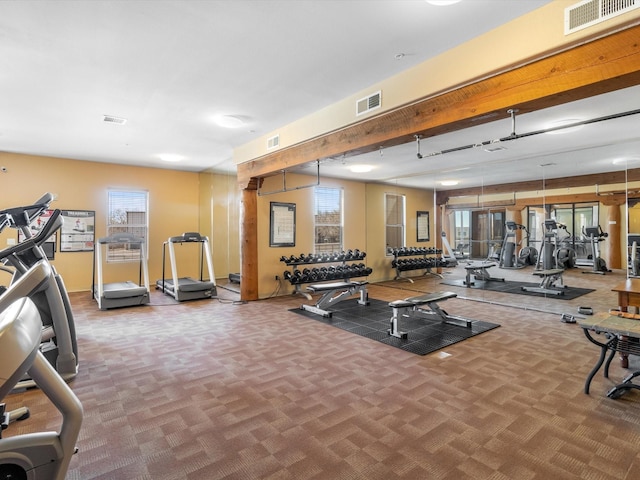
[440,180,459,186]
[157,154,184,163]
[426,0,462,5]
[214,115,245,128]
[349,164,374,173]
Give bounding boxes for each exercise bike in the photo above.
[498,221,537,269]
[582,225,611,274]
[0,280,83,479]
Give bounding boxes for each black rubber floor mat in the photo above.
[290,298,499,356]
[440,279,595,300]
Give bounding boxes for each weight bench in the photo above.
[463,261,504,286]
[521,268,565,296]
[300,281,369,318]
[388,291,472,339]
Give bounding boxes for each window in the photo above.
[107,190,148,262]
[385,193,405,252]
[314,187,343,253]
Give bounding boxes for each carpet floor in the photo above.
[291,297,500,355]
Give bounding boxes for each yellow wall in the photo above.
[0,152,201,292]
[255,174,435,298]
[365,183,435,282]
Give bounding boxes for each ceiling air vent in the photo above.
[565,0,638,35]
[267,134,280,150]
[356,91,381,116]
[102,114,127,125]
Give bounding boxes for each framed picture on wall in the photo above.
[417,211,430,242]
[60,210,96,252]
[270,202,296,247]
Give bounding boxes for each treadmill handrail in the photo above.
[168,232,205,243]
[97,232,145,244]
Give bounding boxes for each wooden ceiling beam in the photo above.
[237,24,640,189]
[436,168,640,204]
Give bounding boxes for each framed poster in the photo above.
[417,211,430,242]
[60,210,95,252]
[270,202,296,247]
[17,208,57,260]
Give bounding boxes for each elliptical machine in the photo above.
[0,294,83,480]
[582,225,611,274]
[536,219,576,270]
[0,195,78,387]
[499,221,537,269]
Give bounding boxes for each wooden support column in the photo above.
[240,184,259,301]
[603,200,623,270]
[506,208,523,244]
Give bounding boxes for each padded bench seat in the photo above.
[301,281,369,317]
[388,290,471,339]
[522,268,565,295]
[463,261,503,286]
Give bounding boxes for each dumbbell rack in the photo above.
[390,247,445,283]
[280,250,371,299]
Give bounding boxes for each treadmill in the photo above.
[156,232,217,302]
[93,233,150,310]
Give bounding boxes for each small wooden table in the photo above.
[612,278,640,313]
[611,279,640,368]
[580,314,640,398]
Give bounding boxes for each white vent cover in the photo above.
[103,114,127,125]
[565,0,638,35]
[356,91,381,116]
[267,134,280,150]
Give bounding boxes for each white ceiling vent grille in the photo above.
[267,134,280,150]
[565,0,638,35]
[356,91,381,116]
[103,114,127,125]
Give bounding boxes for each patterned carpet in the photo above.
[4,266,640,479]
[291,297,500,355]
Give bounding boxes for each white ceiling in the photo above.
[1,0,638,191]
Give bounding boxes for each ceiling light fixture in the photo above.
[349,164,374,173]
[214,115,245,128]
[440,180,459,186]
[157,154,185,163]
[426,0,462,5]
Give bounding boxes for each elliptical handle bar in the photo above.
[0,193,55,232]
